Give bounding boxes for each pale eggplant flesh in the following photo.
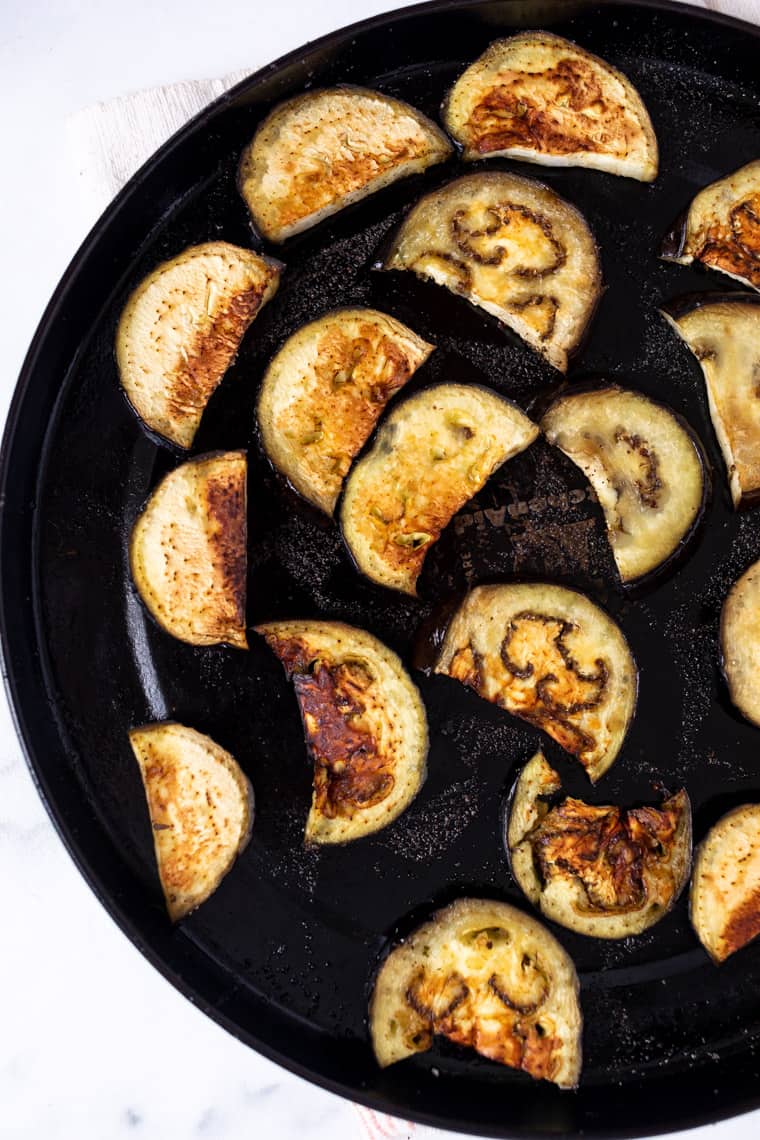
[541,384,707,583]
[662,294,760,508]
[339,383,539,596]
[382,171,602,372]
[720,556,760,727]
[257,308,434,515]
[129,722,253,921]
[255,620,428,844]
[508,752,692,939]
[434,582,637,782]
[129,451,247,648]
[442,31,658,181]
[369,897,582,1088]
[690,804,760,963]
[116,242,280,449]
[238,86,453,243]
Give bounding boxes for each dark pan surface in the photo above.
[4,1,760,1135]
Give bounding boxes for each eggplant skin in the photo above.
[383,171,601,372]
[691,805,760,963]
[369,897,582,1088]
[339,383,538,596]
[255,620,428,844]
[720,557,760,727]
[257,309,434,515]
[238,86,453,243]
[116,242,280,449]
[434,582,637,782]
[508,752,692,939]
[661,159,760,290]
[442,31,658,181]
[129,451,247,648]
[129,722,253,921]
[663,297,760,509]
[541,385,707,583]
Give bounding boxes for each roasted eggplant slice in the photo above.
[663,295,760,507]
[339,383,538,596]
[691,804,760,963]
[721,557,760,726]
[257,308,433,515]
[662,159,760,290]
[116,242,280,448]
[130,451,247,648]
[370,897,582,1088]
[255,620,427,844]
[508,752,691,938]
[541,385,706,582]
[434,582,637,781]
[238,86,453,243]
[129,722,253,921]
[383,172,601,372]
[442,32,658,181]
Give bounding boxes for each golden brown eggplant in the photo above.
[691,804,760,963]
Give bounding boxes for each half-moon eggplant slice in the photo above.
[255,620,428,844]
[508,752,691,938]
[339,383,538,596]
[129,722,253,921]
[662,159,760,290]
[434,582,637,781]
[116,242,281,448]
[370,897,582,1088]
[541,385,706,583]
[691,804,760,963]
[257,308,434,515]
[442,31,658,181]
[238,86,453,243]
[130,451,247,648]
[382,171,601,372]
[721,557,760,727]
[663,295,760,507]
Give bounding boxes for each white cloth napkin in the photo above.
[64,1,759,1136]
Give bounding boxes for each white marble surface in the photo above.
[2,1,760,1137]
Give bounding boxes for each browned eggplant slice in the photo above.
[116,241,280,448]
[257,308,434,515]
[508,752,691,938]
[255,620,427,844]
[720,556,760,726]
[383,171,601,372]
[339,383,538,596]
[541,385,706,582]
[434,582,637,781]
[238,86,453,243]
[442,31,658,181]
[130,451,247,648]
[691,804,760,963]
[370,897,582,1088]
[129,722,253,921]
[663,295,760,507]
[662,159,760,290]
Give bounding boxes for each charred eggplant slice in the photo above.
[130,451,247,648]
[721,557,760,726]
[434,582,637,781]
[662,159,760,290]
[663,295,760,507]
[443,31,657,181]
[691,804,760,963]
[370,897,582,1087]
[257,308,433,515]
[339,383,538,596]
[238,86,452,243]
[255,620,427,844]
[541,385,706,582]
[129,722,253,921]
[383,171,601,372]
[508,752,691,938]
[116,242,280,448]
